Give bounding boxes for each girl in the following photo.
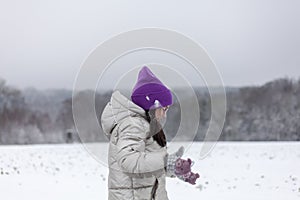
[101,66,198,200]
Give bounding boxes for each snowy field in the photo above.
[0,142,299,200]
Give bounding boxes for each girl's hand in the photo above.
[165,146,185,176]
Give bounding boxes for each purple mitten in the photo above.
[178,171,200,185]
[185,171,200,185]
[174,158,192,176]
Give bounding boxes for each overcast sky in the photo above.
[0,0,299,90]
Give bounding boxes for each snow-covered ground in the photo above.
[0,142,299,200]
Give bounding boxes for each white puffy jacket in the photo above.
[101,91,169,200]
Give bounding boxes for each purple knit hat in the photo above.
[131,66,172,110]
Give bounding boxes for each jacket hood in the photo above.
[101,90,146,138]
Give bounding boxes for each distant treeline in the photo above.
[0,77,299,144]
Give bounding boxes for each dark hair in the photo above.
[145,110,166,147]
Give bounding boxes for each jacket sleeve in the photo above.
[115,117,167,175]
